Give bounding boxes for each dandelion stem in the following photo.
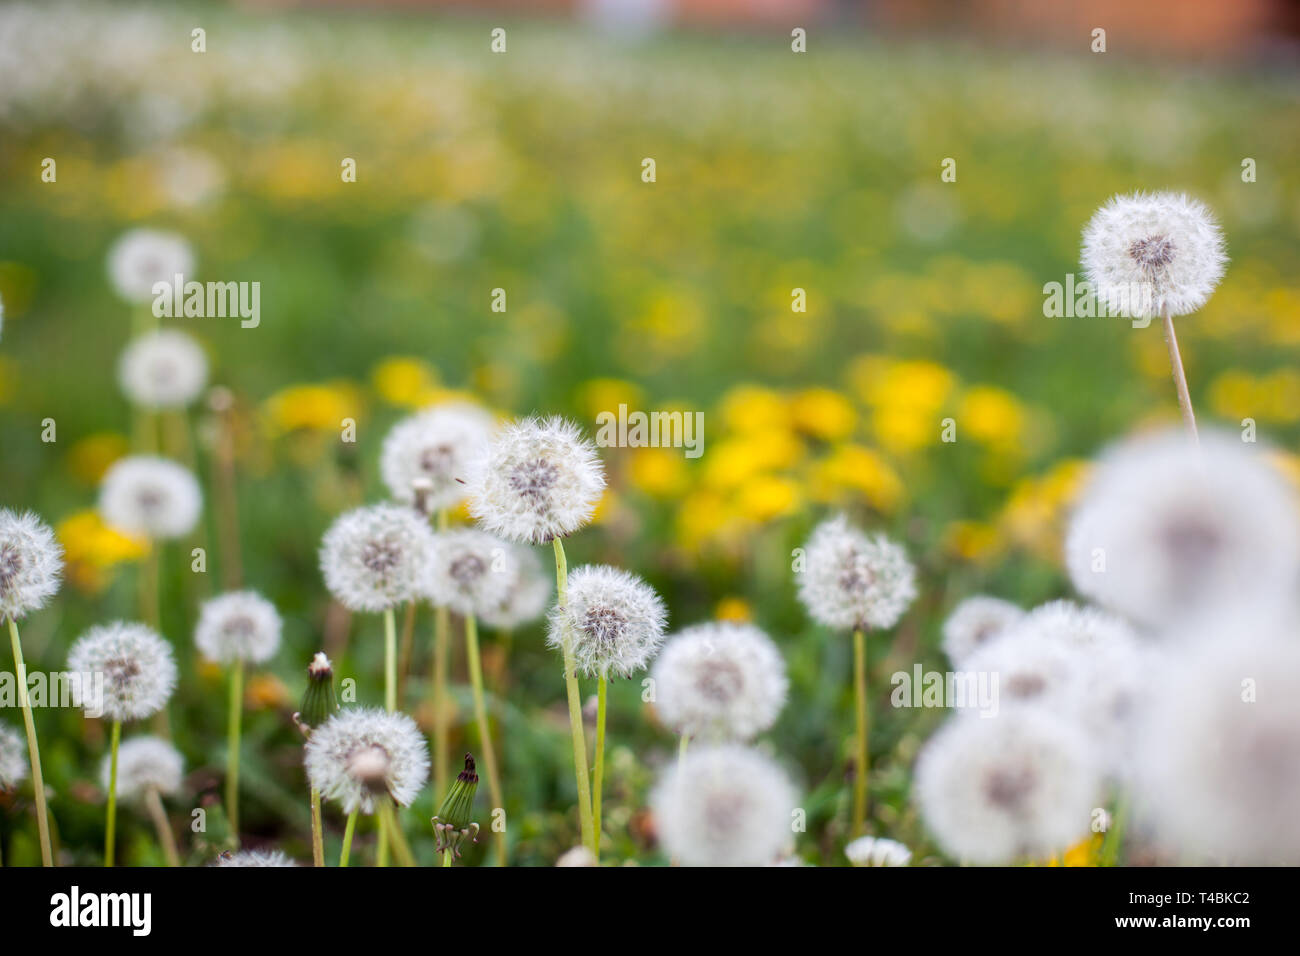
[310,786,324,867]
[553,538,596,854]
[592,674,607,858]
[105,719,121,867]
[441,849,453,867]
[378,800,416,867]
[209,389,243,589]
[141,544,161,632]
[1101,793,1130,866]
[1161,301,1199,444]
[396,601,416,707]
[852,627,870,837]
[465,613,506,866]
[339,809,358,867]
[143,786,180,867]
[226,659,243,838]
[432,508,451,796]
[7,617,53,866]
[384,607,397,713]
[678,733,689,768]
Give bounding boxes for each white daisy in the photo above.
[546,564,667,678]
[98,456,202,541]
[101,735,183,800]
[379,402,494,510]
[117,329,208,410]
[194,590,282,665]
[651,621,788,742]
[467,416,605,544]
[941,596,1024,666]
[0,508,63,622]
[319,504,436,613]
[424,529,517,619]
[107,229,194,303]
[797,514,917,631]
[304,708,429,815]
[67,621,178,722]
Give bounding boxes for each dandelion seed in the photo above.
[650,744,798,867]
[424,529,517,619]
[214,849,299,867]
[915,709,1100,864]
[546,564,667,679]
[319,503,436,613]
[1066,428,1300,629]
[0,508,64,622]
[477,543,552,631]
[304,708,429,815]
[117,330,208,410]
[101,736,183,800]
[797,514,916,632]
[67,621,177,722]
[845,835,912,867]
[0,723,27,791]
[651,621,788,742]
[107,229,194,304]
[941,595,1024,666]
[380,402,494,510]
[1081,191,1226,319]
[98,456,202,541]
[467,416,605,544]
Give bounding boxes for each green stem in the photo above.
[1101,793,1130,866]
[106,719,121,866]
[144,786,180,867]
[432,508,450,796]
[339,809,358,867]
[310,787,324,867]
[678,733,690,768]
[852,627,869,837]
[377,800,416,867]
[553,538,596,855]
[384,607,397,713]
[6,618,52,866]
[465,613,506,867]
[593,674,607,858]
[442,849,453,867]
[226,659,244,838]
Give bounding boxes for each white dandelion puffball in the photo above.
[797,515,917,631]
[380,402,494,510]
[215,849,299,867]
[194,590,282,665]
[478,544,552,631]
[546,564,667,678]
[0,723,27,791]
[1133,626,1300,864]
[0,508,63,622]
[845,835,912,867]
[958,627,1087,718]
[1080,191,1226,318]
[320,503,437,612]
[107,229,195,303]
[651,744,797,867]
[424,529,517,618]
[117,329,208,410]
[304,708,429,815]
[101,735,183,800]
[1012,599,1139,651]
[98,456,203,541]
[555,846,598,867]
[467,416,605,544]
[67,622,178,722]
[915,709,1100,864]
[651,621,788,742]
[941,596,1025,666]
[1066,428,1300,629]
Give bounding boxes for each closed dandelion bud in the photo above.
[433,753,480,858]
[298,652,338,731]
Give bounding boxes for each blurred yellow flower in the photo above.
[941,520,1002,564]
[577,378,645,423]
[719,385,791,434]
[371,357,440,408]
[628,447,689,498]
[736,474,801,523]
[66,432,129,485]
[704,432,804,489]
[56,509,148,594]
[789,388,857,441]
[247,674,291,711]
[999,459,1090,563]
[264,382,363,433]
[957,385,1025,448]
[807,444,904,513]
[1209,368,1300,424]
[714,596,753,622]
[675,489,733,549]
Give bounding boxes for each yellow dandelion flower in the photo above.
[264,382,363,433]
[629,447,689,498]
[789,388,857,441]
[55,509,148,594]
[941,520,1002,564]
[66,432,130,485]
[576,378,646,423]
[736,474,801,523]
[719,385,791,434]
[957,385,1025,448]
[371,357,440,408]
[714,596,753,622]
[246,674,291,711]
[806,444,904,513]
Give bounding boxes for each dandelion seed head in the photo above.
[546,564,666,678]
[1066,428,1300,629]
[845,835,912,867]
[380,402,494,510]
[304,708,429,815]
[467,416,605,544]
[194,590,282,665]
[0,509,63,622]
[0,723,27,790]
[102,735,183,800]
[941,596,1025,666]
[1080,191,1226,318]
[959,627,1089,717]
[555,846,598,867]
[424,529,517,618]
[916,709,1100,864]
[117,330,208,410]
[320,504,436,612]
[67,621,178,722]
[477,544,552,631]
[214,849,299,867]
[107,228,195,304]
[797,515,916,631]
[650,744,797,867]
[98,456,202,541]
[651,621,788,741]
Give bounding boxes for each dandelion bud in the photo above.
[433,753,480,858]
[297,652,339,731]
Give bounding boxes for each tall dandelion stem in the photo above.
[7,618,52,866]
[592,675,608,856]
[226,659,243,837]
[465,613,505,866]
[339,809,357,867]
[432,508,450,795]
[378,800,416,867]
[105,719,121,866]
[852,627,870,837]
[384,607,397,713]
[553,538,596,854]
[1161,301,1199,444]
[310,787,324,867]
[143,786,180,867]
